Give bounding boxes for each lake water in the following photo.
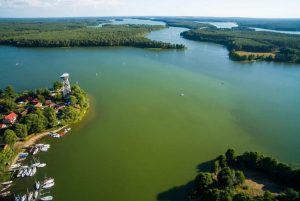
[1,19,300,201]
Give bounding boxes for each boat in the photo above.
[31,162,41,167]
[34,191,39,199]
[40,147,49,152]
[35,181,40,190]
[21,195,27,201]
[28,191,33,201]
[40,196,53,201]
[37,163,46,168]
[0,190,11,197]
[10,163,21,170]
[43,178,54,185]
[0,184,12,192]
[15,195,21,201]
[42,182,55,189]
[32,147,39,155]
[21,170,27,177]
[26,168,32,176]
[17,158,27,162]
[1,180,13,185]
[30,167,37,176]
[43,144,50,149]
[35,144,44,147]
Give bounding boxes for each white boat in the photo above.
[21,165,29,169]
[35,181,40,190]
[21,195,27,201]
[31,162,41,167]
[30,167,37,176]
[37,163,46,168]
[0,191,11,197]
[10,163,21,170]
[28,192,33,201]
[40,196,53,201]
[15,195,21,201]
[26,168,32,176]
[50,133,60,138]
[0,184,12,192]
[1,180,13,185]
[43,178,54,185]
[40,147,49,152]
[35,144,44,147]
[43,144,50,149]
[33,147,39,155]
[42,182,55,189]
[34,191,39,199]
[21,170,27,177]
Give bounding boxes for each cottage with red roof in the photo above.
[2,112,18,124]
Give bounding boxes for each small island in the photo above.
[0,73,89,183]
[184,149,300,201]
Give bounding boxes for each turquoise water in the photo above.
[1,20,300,201]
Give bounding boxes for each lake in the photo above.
[1,19,300,201]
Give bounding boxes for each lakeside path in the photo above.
[10,126,68,167]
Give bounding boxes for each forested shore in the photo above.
[181,29,300,63]
[0,20,185,49]
[185,149,300,201]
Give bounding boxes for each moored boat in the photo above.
[1,180,13,185]
[42,182,55,189]
[0,191,11,197]
[35,181,40,190]
[40,196,53,201]
[37,163,46,168]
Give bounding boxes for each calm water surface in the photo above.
[1,20,300,201]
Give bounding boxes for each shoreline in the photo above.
[9,126,68,169]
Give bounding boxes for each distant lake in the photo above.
[2,19,300,201]
[96,18,166,27]
[196,21,239,28]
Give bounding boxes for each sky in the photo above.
[0,0,300,18]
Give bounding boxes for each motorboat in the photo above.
[28,192,33,201]
[34,191,39,199]
[35,181,40,190]
[30,167,37,176]
[37,163,46,168]
[0,184,12,192]
[33,147,39,155]
[40,196,53,201]
[21,195,27,201]
[0,191,11,197]
[40,147,49,152]
[43,144,50,149]
[31,162,41,167]
[26,168,32,176]
[19,153,29,158]
[43,178,54,185]
[42,182,55,189]
[1,180,13,185]
[14,195,21,201]
[10,163,21,170]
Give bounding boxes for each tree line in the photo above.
[181,29,300,63]
[0,22,185,49]
[186,149,300,201]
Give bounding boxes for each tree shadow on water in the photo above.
[157,160,215,201]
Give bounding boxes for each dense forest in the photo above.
[149,17,300,31]
[0,20,185,49]
[181,29,300,63]
[186,149,300,201]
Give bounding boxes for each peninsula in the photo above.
[0,74,89,183]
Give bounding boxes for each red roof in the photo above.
[4,112,18,122]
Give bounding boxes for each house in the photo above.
[0,124,8,129]
[2,112,18,124]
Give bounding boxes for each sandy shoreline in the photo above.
[10,126,67,167]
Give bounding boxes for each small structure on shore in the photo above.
[60,73,71,98]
